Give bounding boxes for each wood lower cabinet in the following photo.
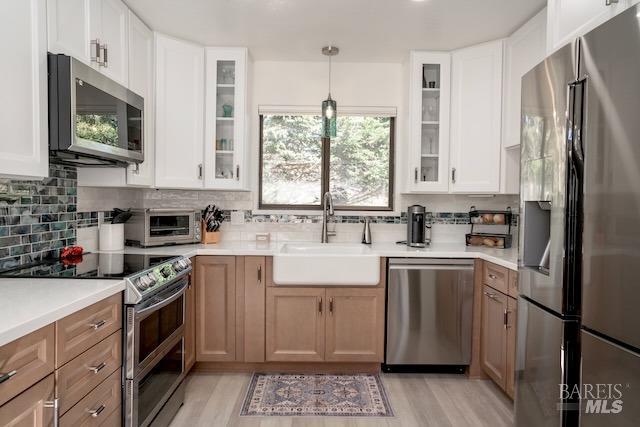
[480,284,508,389]
[266,288,325,362]
[184,259,196,372]
[195,256,237,362]
[505,296,517,399]
[0,375,55,427]
[59,368,120,426]
[244,257,266,363]
[0,325,55,407]
[325,288,385,362]
[507,269,518,298]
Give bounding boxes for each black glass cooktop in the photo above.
[0,253,175,279]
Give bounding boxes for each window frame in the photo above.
[258,114,395,211]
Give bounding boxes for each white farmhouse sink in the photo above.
[273,243,380,286]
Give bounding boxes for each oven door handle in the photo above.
[135,280,188,317]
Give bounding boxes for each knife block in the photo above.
[201,223,221,244]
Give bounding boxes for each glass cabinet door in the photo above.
[409,52,451,192]
[204,48,247,189]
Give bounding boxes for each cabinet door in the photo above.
[184,268,196,372]
[266,288,325,362]
[407,51,451,193]
[505,296,517,399]
[480,285,507,389]
[325,288,385,362]
[47,0,91,64]
[450,40,503,193]
[0,375,55,427]
[244,257,266,363]
[195,256,236,362]
[155,34,205,189]
[204,48,248,190]
[547,0,633,54]
[0,0,49,179]
[126,11,154,187]
[89,0,128,86]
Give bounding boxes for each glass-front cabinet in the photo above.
[204,48,248,189]
[408,51,451,192]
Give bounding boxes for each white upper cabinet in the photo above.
[155,34,205,189]
[47,0,91,64]
[547,0,639,54]
[48,0,128,86]
[0,0,48,179]
[502,9,547,149]
[407,51,451,193]
[126,11,154,186]
[204,48,249,190]
[450,40,504,194]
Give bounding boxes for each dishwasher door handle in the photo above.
[388,265,474,271]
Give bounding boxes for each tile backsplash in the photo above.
[0,164,79,270]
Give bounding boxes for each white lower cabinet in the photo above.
[0,0,49,179]
[154,34,205,189]
[449,40,504,194]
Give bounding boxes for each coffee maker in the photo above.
[407,205,428,247]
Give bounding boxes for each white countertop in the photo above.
[0,240,516,347]
[122,241,519,270]
[0,278,125,347]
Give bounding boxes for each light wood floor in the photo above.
[169,372,514,427]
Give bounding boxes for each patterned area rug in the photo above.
[240,373,394,417]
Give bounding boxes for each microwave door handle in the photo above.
[135,280,188,317]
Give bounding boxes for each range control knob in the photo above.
[137,275,151,290]
[160,265,174,278]
[172,260,184,272]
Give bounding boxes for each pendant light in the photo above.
[321,45,339,138]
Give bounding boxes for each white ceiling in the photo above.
[125,0,546,62]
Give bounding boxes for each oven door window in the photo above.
[148,215,191,238]
[137,339,183,426]
[138,292,184,364]
[74,78,143,155]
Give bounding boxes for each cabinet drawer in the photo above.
[0,324,55,406]
[60,369,121,427]
[0,374,55,426]
[56,331,121,414]
[483,262,509,294]
[56,294,122,367]
[507,269,518,298]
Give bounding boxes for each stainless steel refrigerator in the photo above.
[517,4,640,426]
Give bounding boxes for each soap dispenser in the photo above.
[362,218,372,244]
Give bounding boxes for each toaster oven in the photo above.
[124,209,201,247]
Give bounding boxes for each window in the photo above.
[259,113,394,210]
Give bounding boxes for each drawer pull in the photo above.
[88,404,106,418]
[483,291,499,300]
[0,370,17,384]
[90,319,107,330]
[488,273,497,280]
[88,362,107,374]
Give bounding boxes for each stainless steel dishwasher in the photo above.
[384,258,474,371]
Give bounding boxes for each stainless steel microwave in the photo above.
[48,53,144,166]
[124,209,201,247]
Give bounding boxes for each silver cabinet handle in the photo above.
[101,44,108,68]
[198,164,203,179]
[488,273,497,279]
[483,291,499,300]
[318,298,323,315]
[88,362,107,374]
[451,167,456,184]
[414,167,418,183]
[236,165,240,181]
[88,404,106,418]
[505,310,513,328]
[605,0,619,5]
[44,399,59,427]
[90,39,101,64]
[257,264,262,286]
[90,319,106,330]
[0,370,17,384]
[329,298,334,315]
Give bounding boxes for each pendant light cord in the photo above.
[328,51,332,98]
